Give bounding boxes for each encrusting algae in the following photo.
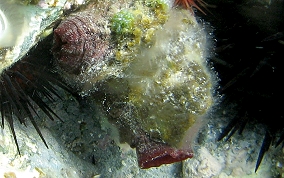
[52,0,216,168]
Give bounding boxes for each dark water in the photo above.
[197,0,284,173]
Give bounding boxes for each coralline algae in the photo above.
[53,0,216,168]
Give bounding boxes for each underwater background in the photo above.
[0,0,283,177]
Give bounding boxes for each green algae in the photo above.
[110,0,169,65]
[111,10,135,37]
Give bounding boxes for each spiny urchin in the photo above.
[0,34,72,153]
[201,0,284,172]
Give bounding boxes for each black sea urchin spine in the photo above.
[0,34,72,153]
[202,0,284,172]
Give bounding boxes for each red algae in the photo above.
[134,134,193,169]
[52,11,111,75]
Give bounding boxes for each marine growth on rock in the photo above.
[52,0,216,168]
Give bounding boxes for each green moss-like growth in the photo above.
[110,0,169,64]
[110,10,135,37]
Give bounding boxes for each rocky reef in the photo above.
[52,0,216,168]
[1,0,284,177]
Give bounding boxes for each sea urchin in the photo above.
[174,0,208,14]
[0,34,71,153]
